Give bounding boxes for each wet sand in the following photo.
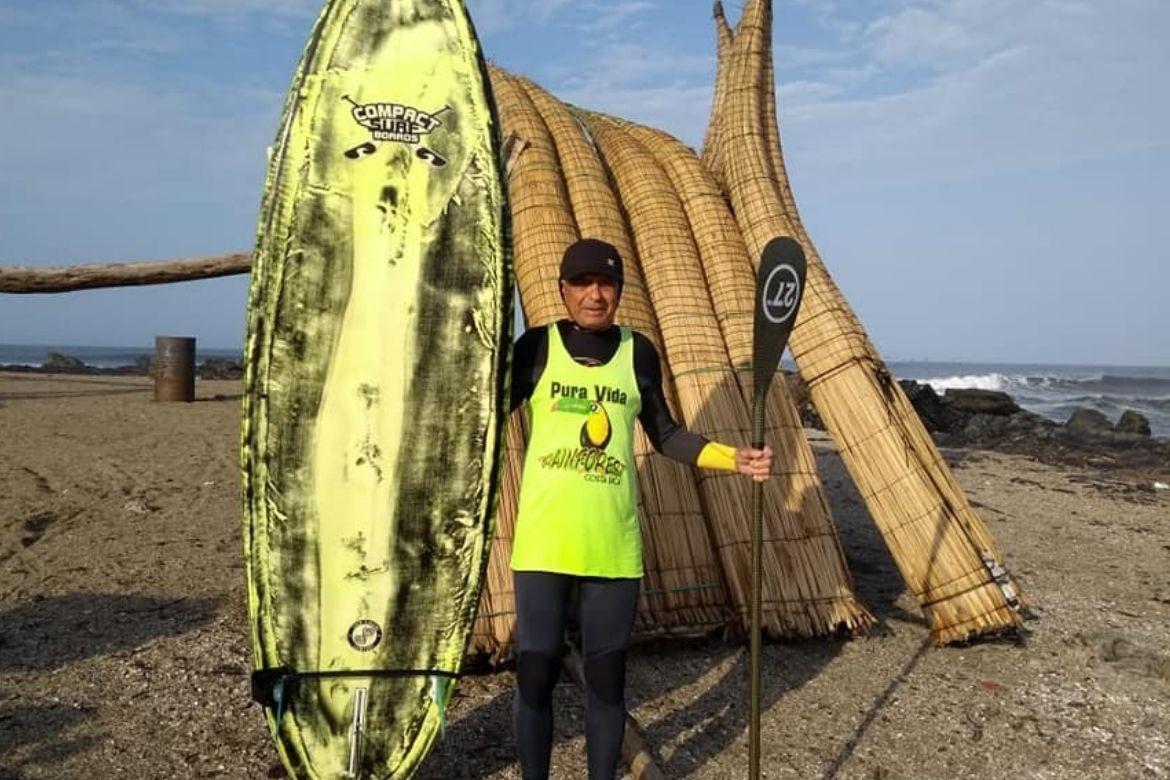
[1,372,1167,779]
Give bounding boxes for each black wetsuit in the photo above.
[509,320,709,780]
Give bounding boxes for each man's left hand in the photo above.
[735,445,773,482]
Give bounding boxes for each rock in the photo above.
[1006,411,1056,437]
[41,352,88,373]
[106,355,153,376]
[930,430,960,448]
[1115,410,1151,437]
[21,511,55,548]
[1099,634,1138,663]
[123,498,153,515]
[1098,632,1170,683]
[784,371,825,430]
[1065,407,1112,434]
[197,359,243,381]
[978,679,1010,695]
[944,388,1021,416]
[900,380,955,432]
[800,404,825,431]
[784,370,810,407]
[964,414,1010,441]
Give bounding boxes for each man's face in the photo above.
[561,273,619,330]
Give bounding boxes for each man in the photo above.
[509,238,773,780]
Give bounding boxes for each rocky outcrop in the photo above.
[0,353,243,379]
[945,388,1021,416]
[196,359,244,381]
[785,371,824,429]
[898,380,954,432]
[1115,410,1152,437]
[1066,407,1112,435]
[899,381,1169,477]
[42,352,88,373]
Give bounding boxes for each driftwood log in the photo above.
[0,253,252,294]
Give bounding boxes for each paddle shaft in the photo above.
[749,391,767,779]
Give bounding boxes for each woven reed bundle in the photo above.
[483,68,729,641]
[615,120,754,367]
[513,76,658,339]
[470,410,529,661]
[513,74,730,636]
[618,117,872,635]
[700,4,735,194]
[579,112,841,637]
[487,70,576,322]
[707,0,1020,643]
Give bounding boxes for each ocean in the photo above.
[887,360,1170,439]
[0,343,242,370]
[2,345,1167,438]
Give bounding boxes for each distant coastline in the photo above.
[0,344,243,380]
[0,343,241,370]
[3,343,1168,438]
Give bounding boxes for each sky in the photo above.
[0,0,1167,365]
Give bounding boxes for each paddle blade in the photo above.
[752,236,808,402]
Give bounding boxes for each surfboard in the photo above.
[241,0,511,776]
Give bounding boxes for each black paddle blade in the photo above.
[752,236,808,406]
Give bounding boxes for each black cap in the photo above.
[560,238,623,286]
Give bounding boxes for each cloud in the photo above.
[137,0,320,18]
[466,0,574,33]
[0,2,292,208]
[0,71,278,207]
[466,0,513,34]
[774,0,1170,192]
[575,0,656,34]
[866,6,983,66]
[542,38,713,145]
[470,0,653,35]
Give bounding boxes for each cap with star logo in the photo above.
[559,238,624,288]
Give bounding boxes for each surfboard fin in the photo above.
[273,678,287,732]
[429,674,454,735]
[345,687,369,778]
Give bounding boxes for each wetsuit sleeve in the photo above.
[510,327,548,412]
[632,332,742,471]
[632,332,710,464]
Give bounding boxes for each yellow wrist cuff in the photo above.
[697,442,737,471]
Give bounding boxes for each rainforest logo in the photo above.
[538,446,626,486]
[342,95,449,166]
[539,382,629,484]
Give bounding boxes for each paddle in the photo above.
[749,236,808,778]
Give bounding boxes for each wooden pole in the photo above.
[0,252,252,294]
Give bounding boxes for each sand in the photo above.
[1,372,1168,779]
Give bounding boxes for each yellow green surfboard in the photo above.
[241,1,511,776]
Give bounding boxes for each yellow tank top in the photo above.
[510,324,643,577]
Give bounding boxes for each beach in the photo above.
[1,372,1168,779]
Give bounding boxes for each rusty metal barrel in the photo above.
[153,336,196,402]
